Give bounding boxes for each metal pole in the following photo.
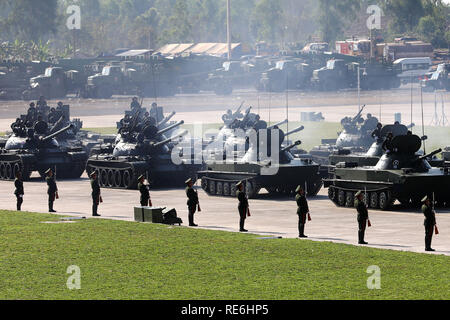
[286,73,289,140]
[420,84,426,154]
[227,0,232,61]
[410,75,413,132]
[357,66,361,112]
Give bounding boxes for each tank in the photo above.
[0,123,88,181]
[310,105,380,165]
[198,107,323,198]
[323,134,450,210]
[85,109,201,189]
[328,123,409,167]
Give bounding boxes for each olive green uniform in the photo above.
[237,190,249,231]
[14,178,24,211]
[296,193,309,237]
[91,177,101,216]
[46,176,58,212]
[355,198,368,244]
[422,203,436,251]
[138,182,150,207]
[186,186,199,226]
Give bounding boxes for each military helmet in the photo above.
[138,175,145,181]
[421,196,429,203]
[236,181,244,188]
[355,191,363,198]
[90,171,98,178]
[185,178,193,185]
[295,185,303,193]
[45,168,52,175]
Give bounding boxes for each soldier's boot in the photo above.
[93,204,100,217]
[17,198,22,211]
[299,224,307,238]
[240,218,247,232]
[358,231,368,245]
[425,235,434,251]
[189,213,197,227]
[49,201,56,213]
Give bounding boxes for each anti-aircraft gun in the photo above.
[86,111,201,190]
[198,108,322,199]
[324,134,450,210]
[0,123,87,181]
[309,106,380,165]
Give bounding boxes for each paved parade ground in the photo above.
[1,174,449,256]
[1,89,450,257]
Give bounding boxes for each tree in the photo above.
[381,0,425,35]
[250,0,284,43]
[0,0,59,42]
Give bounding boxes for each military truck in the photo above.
[258,59,313,92]
[22,67,86,100]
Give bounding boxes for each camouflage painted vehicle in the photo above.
[198,107,322,198]
[324,134,450,210]
[0,123,87,181]
[309,106,379,165]
[85,109,201,189]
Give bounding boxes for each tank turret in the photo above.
[324,134,450,210]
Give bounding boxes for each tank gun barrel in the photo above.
[268,119,288,129]
[153,130,188,148]
[157,112,176,128]
[281,140,302,153]
[41,124,73,143]
[286,125,305,136]
[351,104,366,124]
[156,120,184,136]
[420,148,442,161]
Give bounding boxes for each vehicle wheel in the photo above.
[0,163,5,179]
[123,171,132,189]
[345,192,354,207]
[100,169,108,187]
[13,163,21,178]
[209,181,216,195]
[201,178,208,191]
[96,86,113,99]
[114,170,122,188]
[337,189,346,206]
[328,186,336,201]
[216,182,223,195]
[223,183,230,196]
[379,191,392,210]
[5,163,12,179]
[230,183,237,197]
[107,170,115,187]
[370,192,378,209]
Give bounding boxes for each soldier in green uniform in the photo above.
[185,178,199,227]
[421,196,436,252]
[236,181,249,232]
[138,175,151,207]
[14,171,24,211]
[355,191,369,244]
[295,186,309,238]
[90,171,101,217]
[45,169,58,213]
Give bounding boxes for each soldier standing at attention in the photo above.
[45,169,58,213]
[138,175,152,207]
[422,196,436,252]
[14,171,24,211]
[355,191,369,245]
[295,186,309,238]
[236,181,249,232]
[90,172,101,217]
[185,178,199,227]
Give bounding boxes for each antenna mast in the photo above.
[227,0,232,61]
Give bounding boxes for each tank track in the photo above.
[0,160,32,181]
[201,176,262,199]
[86,162,145,190]
[327,185,450,210]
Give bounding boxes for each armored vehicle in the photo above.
[85,109,201,189]
[0,123,87,181]
[422,63,450,91]
[324,134,450,210]
[328,123,409,167]
[198,107,322,198]
[258,59,313,92]
[310,106,379,165]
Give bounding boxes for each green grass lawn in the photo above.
[84,122,450,153]
[0,210,449,300]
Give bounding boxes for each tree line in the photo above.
[0,0,449,59]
